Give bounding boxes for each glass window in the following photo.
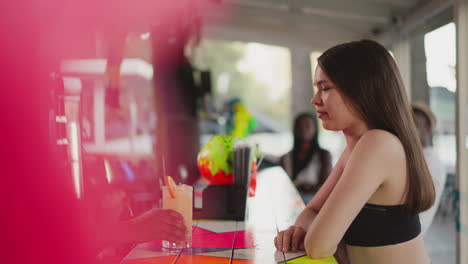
[425,22,457,174]
[194,40,293,156]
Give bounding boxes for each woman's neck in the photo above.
[343,121,369,150]
[298,142,312,152]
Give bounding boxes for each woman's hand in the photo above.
[274,225,307,252]
[125,208,187,243]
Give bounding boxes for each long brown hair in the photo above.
[318,39,435,215]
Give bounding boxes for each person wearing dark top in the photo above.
[280,113,332,203]
[274,40,435,264]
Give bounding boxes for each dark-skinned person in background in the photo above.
[280,113,332,203]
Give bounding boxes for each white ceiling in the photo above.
[202,0,453,50]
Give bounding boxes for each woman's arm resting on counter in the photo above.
[275,148,349,252]
[304,131,397,259]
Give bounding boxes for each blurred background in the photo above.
[1,0,467,264]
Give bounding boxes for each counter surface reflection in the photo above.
[122,167,337,264]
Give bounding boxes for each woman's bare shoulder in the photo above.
[350,129,407,187]
[358,129,405,155]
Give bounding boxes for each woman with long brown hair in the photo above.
[274,39,435,264]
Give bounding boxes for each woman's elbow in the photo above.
[305,248,334,259]
[305,240,336,259]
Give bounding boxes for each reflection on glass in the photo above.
[61,58,155,157]
[69,122,82,198]
[57,30,162,261]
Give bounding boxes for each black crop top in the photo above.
[343,203,421,247]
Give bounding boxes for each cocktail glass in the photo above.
[162,184,193,249]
